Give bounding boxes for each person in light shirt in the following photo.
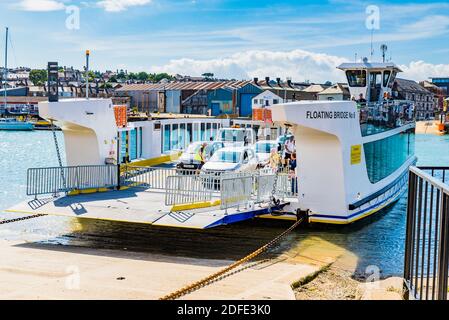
[284,136,295,166]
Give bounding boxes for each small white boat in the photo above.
[0,118,34,131]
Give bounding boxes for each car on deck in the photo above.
[201,146,258,174]
[176,141,224,170]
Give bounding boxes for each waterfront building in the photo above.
[420,80,445,113]
[318,83,351,101]
[207,87,235,116]
[254,77,312,101]
[252,90,283,108]
[393,78,436,120]
[301,83,331,100]
[430,77,449,97]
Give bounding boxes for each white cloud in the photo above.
[151,49,449,83]
[96,0,152,12]
[151,49,348,83]
[16,0,65,11]
[400,61,449,82]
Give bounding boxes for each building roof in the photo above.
[318,83,350,96]
[338,62,402,72]
[301,84,329,93]
[253,90,283,100]
[395,78,433,94]
[115,79,311,94]
[115,81,252,92]
[2,96,48,103]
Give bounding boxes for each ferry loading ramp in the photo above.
[6,165,293,230]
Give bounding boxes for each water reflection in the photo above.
[1,133,448,278]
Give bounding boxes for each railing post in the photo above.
[117,163,122,190]
[436,191,449,300]
[403,169,417,300]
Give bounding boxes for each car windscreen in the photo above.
[256,143,276,153]
[210,151,242,163]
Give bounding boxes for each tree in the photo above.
[29,69,47,86]
[148,72,174,83]
[128,72,138,81]
[87,71,96,82]
[117,70,126,80]
[137,72,149,82]
[202,72,214,79]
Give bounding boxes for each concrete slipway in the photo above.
[0,239,319,300]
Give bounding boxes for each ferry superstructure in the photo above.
[267,61,416,224]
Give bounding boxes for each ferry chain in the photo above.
[0,214,46,225]
[159,216,305,300]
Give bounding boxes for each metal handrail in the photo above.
[404,166,449,300]
[27,165,118,197]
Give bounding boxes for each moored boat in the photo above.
[0,118,34,131]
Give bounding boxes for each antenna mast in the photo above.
[85,50,90,99]
[3,27,8,111]
[380,44,388,63]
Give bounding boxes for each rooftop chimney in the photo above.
[265,77,270,86]
[254,77,258,85]
[276,77,281,86]
[287,79,292,87]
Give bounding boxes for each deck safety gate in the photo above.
[404,166,449,300]
[27,165,118,197]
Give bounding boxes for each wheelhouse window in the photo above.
[383,71,391,87]
[346,70,367,87]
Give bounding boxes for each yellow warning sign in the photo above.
[351,145,362,165]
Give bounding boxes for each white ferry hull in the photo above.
[268,100,416,224]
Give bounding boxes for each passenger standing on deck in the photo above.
[194,142,207,170]
[289,153,298,194]
[269,148,281,171]
[284,136,294,166]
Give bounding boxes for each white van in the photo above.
[216,127,256,148]
[201,146,258,173]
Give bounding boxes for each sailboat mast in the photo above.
[3,27,8,111]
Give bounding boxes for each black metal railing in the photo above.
[403,166,449,300]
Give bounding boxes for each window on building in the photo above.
[273,99,279,104]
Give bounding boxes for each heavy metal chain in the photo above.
[160,216,305,300]
[0,214,46,225]
[51,120,67,190]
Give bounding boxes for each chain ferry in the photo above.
[7,60,416,228]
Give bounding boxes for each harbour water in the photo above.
[1,131,449,277]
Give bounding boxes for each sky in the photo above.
[0,0,449,83]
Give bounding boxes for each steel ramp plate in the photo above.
[6,189,287,229]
